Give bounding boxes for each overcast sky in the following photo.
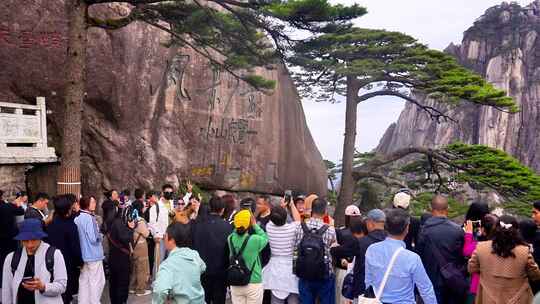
[303,0,532,163]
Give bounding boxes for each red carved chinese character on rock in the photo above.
[49,32,63,48]
[36,32,50,47]
[0,28,15,46]
[19,31,35,48]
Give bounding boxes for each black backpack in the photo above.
[226,235,256,286]
[295,222,329,280]
[11,246,56,282]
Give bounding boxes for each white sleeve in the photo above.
[2,253,13,304]
[147,205,158,237]
[42,250,67,297]
[183,193,192,205]
[157,205,169,237]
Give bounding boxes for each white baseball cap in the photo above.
[393,192,411,209]
[345,205,361,216]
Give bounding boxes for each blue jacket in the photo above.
[74,211,104,262]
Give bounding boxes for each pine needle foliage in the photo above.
[289,27,517,112]
[87,0,367,91]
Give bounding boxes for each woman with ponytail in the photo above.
[468,215,540,304]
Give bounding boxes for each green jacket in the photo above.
[152,247,206,304]
[228,224,268,284]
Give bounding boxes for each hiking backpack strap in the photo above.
[236,235,257,274]
[10,247,23,276]
[228,236,236,257]
[316,225,329,236]
[229,235,251,257]
[132,232,143,250]
[301,222,310,234]
[45,246,56,282]
[301,222,329,236]
[235,235,252,259]
[11,246,55,283]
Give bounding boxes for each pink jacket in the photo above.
[463,232,479,294]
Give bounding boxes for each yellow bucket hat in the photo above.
[234,209,252,230]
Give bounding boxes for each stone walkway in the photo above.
[100,284,152,304]
[97,283,232,303]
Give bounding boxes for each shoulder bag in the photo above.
[358,247,404,304]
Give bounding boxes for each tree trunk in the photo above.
[335,76,360,226]
[57,0,88,196]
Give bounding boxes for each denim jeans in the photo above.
[299,275,335,304]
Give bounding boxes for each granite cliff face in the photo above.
[0,1,327,196]
[377,1,540,173]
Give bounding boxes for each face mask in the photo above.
[164,192,173,200]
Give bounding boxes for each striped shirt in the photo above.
[266,221,300,257]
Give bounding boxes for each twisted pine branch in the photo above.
[356,89,456,123]
[353,171,407,188]
[351,147,467,180]
[86,0,164,4]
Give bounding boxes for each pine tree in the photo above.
[352,143,540,217]
[289,27,518,224]
[59,0,366,195]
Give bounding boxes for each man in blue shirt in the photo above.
[365,208,437,304]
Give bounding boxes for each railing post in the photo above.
[37,97,46,149]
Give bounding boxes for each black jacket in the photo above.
[404,215,421,252]
[331,228,358,269]
[191,214,233,277]
[531,229,540,294]
[46,216,84,271]
[256,214,271,267]
[108,217,134,256]
[352,229,386,297]
[0,201,24,240]
[101,199,118,233]
[416,216,465,290]
[533,229,540,265]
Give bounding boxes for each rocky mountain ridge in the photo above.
[377,1,540,173]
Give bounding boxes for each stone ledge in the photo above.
[0,155,58,164]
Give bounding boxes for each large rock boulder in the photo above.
[377,1,540,173]
[0,1,327,196]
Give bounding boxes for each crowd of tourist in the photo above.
[2,185,540,304]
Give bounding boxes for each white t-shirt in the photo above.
[15,202,27,224]
[148,202,169,238]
